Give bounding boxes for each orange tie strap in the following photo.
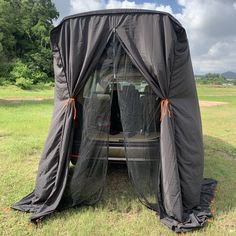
[160,98,172,122]
[66,97,77,120]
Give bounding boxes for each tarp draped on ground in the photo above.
[12,9,217,232]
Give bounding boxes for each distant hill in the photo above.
[221,71,236,80]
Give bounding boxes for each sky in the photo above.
[52,0,236,75]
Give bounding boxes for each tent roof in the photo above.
[52,9,183,33]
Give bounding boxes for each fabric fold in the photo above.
[161,178,217,233]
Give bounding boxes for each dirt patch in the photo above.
[0,97,53,104]
[0,97,228,107]
[199,100,228,107]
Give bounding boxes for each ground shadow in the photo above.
[101,162,138,211]
[204,135,236,160]
[203,135,236,213]
[58,161,139,214]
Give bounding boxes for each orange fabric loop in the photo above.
[160,98,172,122]
[66,97,77,120]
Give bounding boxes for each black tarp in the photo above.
[12,9,217,232]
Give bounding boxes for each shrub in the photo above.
[0,62,14,83]
[46,81,54,87]
[0,77,12,86]
[32,70,49,84]
[38,81,54,87]
[10,59,50,86]
[0,77,4,85]
[10,60,31,82]
[15,77,33,89]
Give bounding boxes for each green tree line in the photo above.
[0,0,59,88]
[196,73,236,85]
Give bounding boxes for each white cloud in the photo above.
[69,0,236,74]
[70,0,172,14]
[70,0,105,13]
[176,0,236,74]
[105,0,172,13]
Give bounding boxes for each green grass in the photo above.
[0,84,54,98]
[0,85,236,235]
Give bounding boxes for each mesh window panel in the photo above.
[115,40,161,211]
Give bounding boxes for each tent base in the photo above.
[161,178,217,233]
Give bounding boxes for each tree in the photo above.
[0,0,17,60]
[0,0,59,83]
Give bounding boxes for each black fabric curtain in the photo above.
[59,38,115,208]
[12,15,113,222]
[115,14,183,221]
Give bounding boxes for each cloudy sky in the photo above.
[52,0,236,74]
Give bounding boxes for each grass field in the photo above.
[0,84,236,235]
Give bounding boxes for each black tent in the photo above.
[12,9,217,233]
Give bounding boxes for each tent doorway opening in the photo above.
[70,35,161,164]
[66,36,161,210]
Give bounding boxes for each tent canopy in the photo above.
[12,9,217,233]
